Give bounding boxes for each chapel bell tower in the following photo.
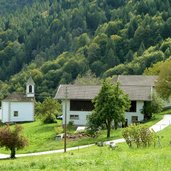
[26,76,35,98]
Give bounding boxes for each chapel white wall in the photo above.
[2,101,34,123]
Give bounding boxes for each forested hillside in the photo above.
[0,0,33,14]
[1,0,171,101]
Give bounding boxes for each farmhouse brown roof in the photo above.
[115,75,157,86]
[55,85,153,101]
[55,85,101,100]
[3,92,34,102]
[120,85,152,101]
[55,75,157,101]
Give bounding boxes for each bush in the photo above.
[67,121,75,130]
[86,126,101,138]
[55,126,63,135]
[42,114,57,124]
[142,93,164,119]
[122,124,156,148]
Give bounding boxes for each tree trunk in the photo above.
[114,121,118,130]
[10,148,16,159]
[106,120,111,138]
[107,126,111,138]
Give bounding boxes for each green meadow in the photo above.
[0,124,170,171]
[0,120,122,154]
[0,110,170,154]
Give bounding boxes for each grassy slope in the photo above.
[0,109,170,154]
[0,125,170,171]
[0,120,122,154]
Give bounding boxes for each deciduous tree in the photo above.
[35,97,61,124]
[74,70,102,85]
[88,80,130,138]
[0,125,28,159]
[156,60,171,99]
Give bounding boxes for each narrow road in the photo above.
[0,114,171,159]
[150,115,171,132]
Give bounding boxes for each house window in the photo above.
[70,115,79,120]
[70,100,94,111]
[14,111,18,117]
[29,85,32,93]
[132,116,138,123]
[129,101,137,112]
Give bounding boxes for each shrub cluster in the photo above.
[122,124,156,148]
[142,93,164,119]
[67,121,74,130]
[86,127,100,138]
[42,114,57,124]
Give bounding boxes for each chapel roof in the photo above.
[2,92,34,102]
[26,76,35,85]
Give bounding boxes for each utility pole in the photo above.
[64,86,68,153]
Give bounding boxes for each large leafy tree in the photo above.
[89,80,130,138]
[74,70,102,85]
[0,125,28,159]
[156,60,171,99]
[35,97,61,123]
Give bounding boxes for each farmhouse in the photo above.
[1,77,35,123]
[55,75,157,126]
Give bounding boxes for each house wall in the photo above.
[62,100,144,126]
[126,101,144,125]
[1,102,9,123]
[2,101,34,123]
[62,100,91,126]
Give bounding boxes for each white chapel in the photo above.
[1,77,35,123]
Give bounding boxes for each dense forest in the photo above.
[1,0,171,101]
